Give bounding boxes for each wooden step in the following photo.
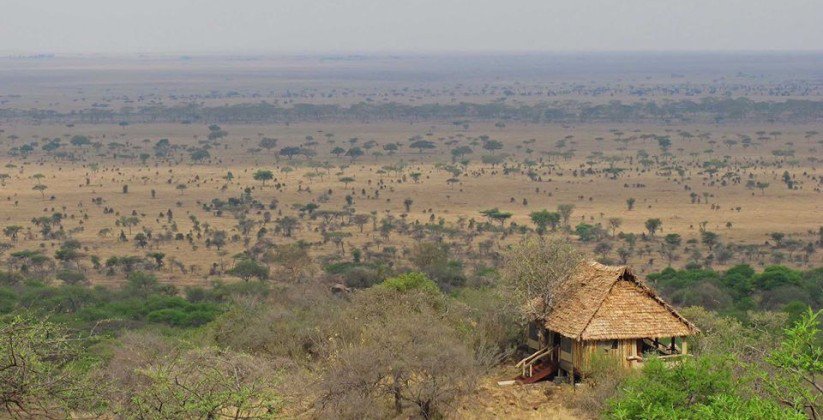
[515,362,558,384]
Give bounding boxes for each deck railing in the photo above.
[516,345,558,378]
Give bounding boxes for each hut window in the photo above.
[527,322,540,340]
[611,340,619,349]
[561,337,572,353]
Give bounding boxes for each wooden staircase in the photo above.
[515,345,559,384]
[517,360,558,384]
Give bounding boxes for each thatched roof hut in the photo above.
[523,261,698,377]
[544,261,698,341]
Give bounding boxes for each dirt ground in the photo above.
[453,368,584,419]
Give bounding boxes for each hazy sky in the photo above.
[1,0,821,54]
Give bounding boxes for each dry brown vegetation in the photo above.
[0,119,819,288]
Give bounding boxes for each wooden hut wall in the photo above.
[575,339,638,371]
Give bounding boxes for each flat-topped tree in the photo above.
[480,208,512,227]
[482,139,503,154]
[530,210,560,235]
[227,259,269,282]
[410,140,435,153]
[259,137,278,152]
[33,184,48,199]
[345,147,363,162]
[253,169,273,186]
[3,225,22,241]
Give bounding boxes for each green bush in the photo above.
[0,287,16,313]
[146,309,190,325]
[56,270,87,285]
[381,272,439,294]
[647,265,822,315]
[607,356,803,419]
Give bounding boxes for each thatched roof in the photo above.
[542,261,698,341]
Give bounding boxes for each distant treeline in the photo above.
[2,97,822,124]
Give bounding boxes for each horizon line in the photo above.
[2,49,823,58]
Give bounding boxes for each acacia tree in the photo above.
[645,218,662,237]
[3,225,22,241]
[409,140,435,153]
[480,208,512,227]
[276,217,299,237]
[0,316,102,418]
[33,184,48,199]
[117,216,140,235]
[267,243,314,282]
[482,139,503,154]
[318,283,476,419]
[530,210,560,235]
[259,137,278,153]
[128,349,279,417]
[227,259,269,282]
[253,169,274,186]
[345,147,364,162]
[608,217,622,237]
[500,236,583,323]
[557,204,575,227]
[352,214,370,233]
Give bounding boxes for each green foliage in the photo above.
[0,272,222,329]
[407,243,466,291]
[529,210,561,234]
[381,272,440,294]
[760,309,823,417]
[252,169,274,185]
[56,269,87,285]
[0,315,104,417]
[480,208,513,226]
[754,265,803,290]
[607,356,803,419]
[648,265,821,315]
[574,222,604,242]
[227,259,270,282]
[122,346,280,418]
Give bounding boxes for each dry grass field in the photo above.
[1,117,820,287]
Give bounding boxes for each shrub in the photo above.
[56,270,88,285]
[115,345,280,418]
[0,271,24,287]
[227,259,270,282]
[754,265,802,290]
[211,283,340,361]
[570,353,633,416]
[381,272,439,294]
[607,356,803,419]
[317,297,476,419]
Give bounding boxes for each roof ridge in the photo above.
[575,266,626,339]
